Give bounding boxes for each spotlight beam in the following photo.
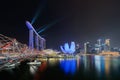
[37,18,64,34]
[31,0,47,24]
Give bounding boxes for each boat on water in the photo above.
[27,60,41,65]
[3,62,20,68]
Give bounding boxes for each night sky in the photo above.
[0,0,120,50]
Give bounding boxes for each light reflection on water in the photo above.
[60,58,76,75]
[1,56,120,80]
[37,55,120,80]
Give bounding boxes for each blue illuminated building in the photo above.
[60,41,76,54]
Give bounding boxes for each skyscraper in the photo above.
[84,42,91,54]
[104,39,110,51]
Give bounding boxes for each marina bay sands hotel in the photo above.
[26,21,46,50]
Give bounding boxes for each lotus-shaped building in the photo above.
[60,41,76,54]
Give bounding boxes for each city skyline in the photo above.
[0,0,120,49]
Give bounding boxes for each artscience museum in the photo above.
[60,41,76,54]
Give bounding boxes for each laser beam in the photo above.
[31,0,47,25]
[37,17,64,34]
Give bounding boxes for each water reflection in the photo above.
[1,56,120,80]
[77,56,80,70]
[27,57,120,80]
[60,58,77,75]
[94,55,105,79]
[30,65,38,74]
[48,58,59,66]
[93,56,120,79]
[0,60,33,80]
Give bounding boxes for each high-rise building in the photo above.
[84,42,91,54]
[94,39,104,53]
[104,39,110,51]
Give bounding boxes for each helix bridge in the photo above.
[0,34,40,67]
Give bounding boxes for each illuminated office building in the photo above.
[104,39,110,51]
[84,42,91,54]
